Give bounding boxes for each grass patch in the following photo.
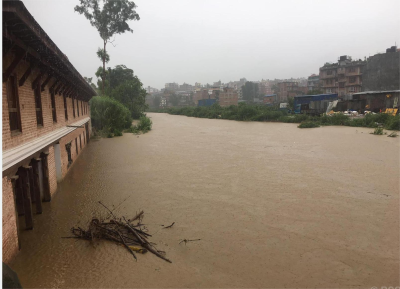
[298,121,320,128]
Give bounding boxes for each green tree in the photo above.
[84,77,98,91]
[287,97,294,110]
[75,0,140,95]
[90,96,132,133]
[95,66,109,90]
[169,94,180,106]
[110,78,148,118]
[241,82,259,102]
[153,95,161,108]
[108,65,135,90]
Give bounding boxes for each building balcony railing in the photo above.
[345,83,362,87]
[345,71,361,76]
[321,74,336,79]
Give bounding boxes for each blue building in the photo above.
[198,99,217,107]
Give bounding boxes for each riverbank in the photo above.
[9,113,400,288]
[148,104,400,130]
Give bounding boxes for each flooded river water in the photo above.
[10,113,400,288]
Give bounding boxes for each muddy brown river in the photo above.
[9,113,400,288]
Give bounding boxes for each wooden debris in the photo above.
[179,239,201,245]
[163,222,175,229]
[67,202,172,263]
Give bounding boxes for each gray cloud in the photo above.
[24,0,400,89]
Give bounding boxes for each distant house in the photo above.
[307,74,320,91]
[263,94,278,105]
[219,87,238,107]
[319,55,366,99]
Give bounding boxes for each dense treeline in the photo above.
[89,65,151,137]
[148,103,400,131]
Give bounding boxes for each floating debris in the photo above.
[65,201,172,263]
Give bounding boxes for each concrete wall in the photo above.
[362,52,400,91]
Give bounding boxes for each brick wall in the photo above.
[2,53,93,263]
[3,56,91,151]
[219,90,238,107]
[2,177,18,264]
[59,128,88,179]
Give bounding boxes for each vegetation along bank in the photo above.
[148,103,400,131]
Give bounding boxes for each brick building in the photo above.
[277,82,298,102]
[362,47,399,92]
[219,87,238,107]
[319,56,366,99]
[263,94,278,105]
[164,82,179,91]
[2,1,96,263]
[259,82,273,95]
[193,89,211,105]
[307,74,320,91]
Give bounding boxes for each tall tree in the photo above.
[110,76,148,118]
[74,0,140,95]
[153,95,161,108]
[241,82,259,102]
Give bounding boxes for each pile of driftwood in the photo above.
[67,201,172,263]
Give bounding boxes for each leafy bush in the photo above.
[298,121,320,128]
[319,114,349,126]
[137,115,152,133]
[90,96,132,134]
[279,114,310,123]
[150,103,400,131]
[130,115,152,134]
[371,127,384,135]
[114,130,123,137]
[385,115,400,130]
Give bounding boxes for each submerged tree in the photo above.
[74,0,140,95]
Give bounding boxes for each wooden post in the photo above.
[40,152,51,202]
[31,158,43,214]
[26,166,35,203]
[3,49,25,82]
[14,173,24,216]
[9,176,21,249]
[18,167,33,230]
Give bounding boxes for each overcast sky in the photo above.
[23,0,399,89]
